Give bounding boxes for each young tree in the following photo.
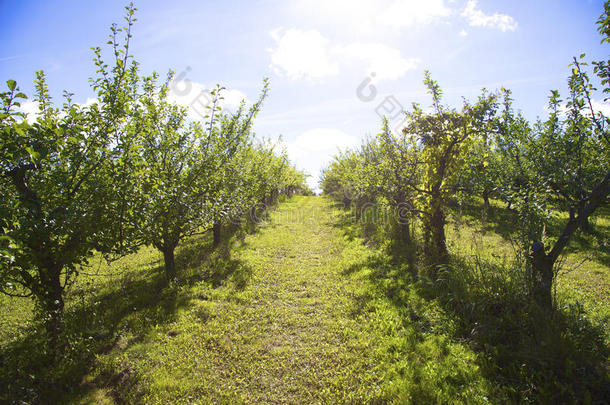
[136,76,269,278]
[493,89,535,213]
[0,5,142,351]
[321,150,361,206]
[460,90,504,227]
[373,118,421,243]
[204,83,271,247]
[528,63,609,308]
[495,5,609,309]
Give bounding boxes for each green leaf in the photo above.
[25,146,40,160]
[7,79,16,91]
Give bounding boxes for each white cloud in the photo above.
[82,97,98,107]
[292,0,451,33]
[18,100,40,122]
[461,0,518,32]
[268,29,417,81]
[285,128,360,191]
[544,99,610,119]
[168,80,247,120]
[379,0,452,29]
[591,99,610,117]
[220,89,248,111]
[459,29,468,37]
[338,43,419,81]
[268,28,340,80]
[288,128,359,156]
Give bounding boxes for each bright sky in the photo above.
[1,0,608,191]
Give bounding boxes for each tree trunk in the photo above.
[529,242,554,310]
[249,204,258,225]
[162,246,176,281]
[396,199,411,244]
[482,189,490,229]
[400,221,411,244]
[581,216,593,234]
[527,171,610,311]
[38,267,65,356]
[213,221,221,247]
[46,292,64,354]
[430,204,448,264]
[424,197,448,271]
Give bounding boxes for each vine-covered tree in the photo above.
[403,72,497,268]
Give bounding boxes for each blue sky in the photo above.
[1,0,608,191]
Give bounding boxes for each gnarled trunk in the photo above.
[529,242,554,310]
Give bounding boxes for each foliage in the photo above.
[0,4,308,354]
[0,5,142,351]
[322,6,609,305]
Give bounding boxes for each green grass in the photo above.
[0,195,608,403]
[446,199,610,330]
[68,196,491,403]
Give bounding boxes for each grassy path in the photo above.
[76,195,493,404]
[87,196,390,403]
[3,196,607,403]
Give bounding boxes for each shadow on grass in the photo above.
[0,222,256,404]
[328,201,393,246]
[337,204,610,403]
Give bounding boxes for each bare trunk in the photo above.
[581,216,593,234]
[400,221,411,244]
[396,198,411,244]
[431,205,448,264]
[249,204,258,225]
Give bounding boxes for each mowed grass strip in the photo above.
[77,196,492,404]
[78,196,397,404]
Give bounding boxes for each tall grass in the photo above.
[337,198,610,402]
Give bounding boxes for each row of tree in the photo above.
[0,5,308,353]
[322,3,609,311]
